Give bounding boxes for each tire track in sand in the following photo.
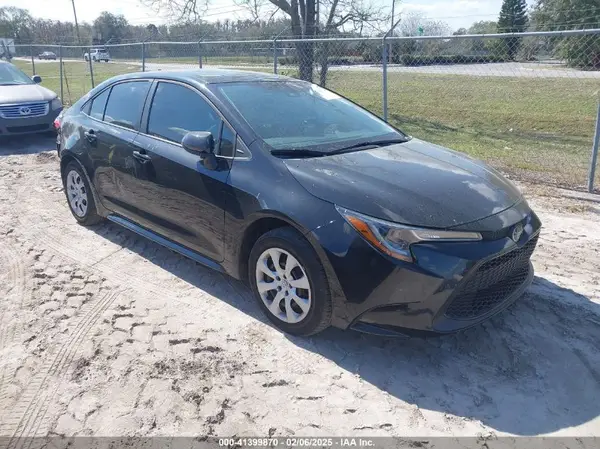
[0,290,121,445]
[0,243,30,405]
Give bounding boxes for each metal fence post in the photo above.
[273,38,278,74]
[382,36,388,122]
[198,41,203,68]
[382,18,402,122]
[142,42,146,72]
[30,45,36,75]
[588,100,600,192]
[59,45,63,102]
[87,46,95,88]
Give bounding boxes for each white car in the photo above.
[84,48,110,62]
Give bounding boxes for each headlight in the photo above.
[51,97,62,110]
[336,206,482,262]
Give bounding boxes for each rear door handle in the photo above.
[132,150,151,163]
[84,129,96,143]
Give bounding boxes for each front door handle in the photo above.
[84,129,96,143]
[132,150,151,163]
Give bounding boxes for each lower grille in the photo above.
[6,124,50,133]
[445,235,538,320]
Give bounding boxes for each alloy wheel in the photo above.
[255,247,312,324]
[66,170,88,218]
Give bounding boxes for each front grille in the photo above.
[0,102,49,119]
[479,217,528,241]
[445,235,538,320]
[6,124,50,133]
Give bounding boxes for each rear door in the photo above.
[131,80,235,262]
[80,80,152,221]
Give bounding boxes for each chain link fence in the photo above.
[9,29,600,192]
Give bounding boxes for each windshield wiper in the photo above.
[271,148,327,158]
[328,138,409,155]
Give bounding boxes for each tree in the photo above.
[466,20,498,53]
[531,0,600,68]
[0,7,33,43]
[497,0,528,59]
[468,20,498,35]
[93,12,130,44]
[141,0,387,83]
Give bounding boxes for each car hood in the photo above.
[283,138,523,228]
[0,84,57,104]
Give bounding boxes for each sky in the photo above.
[0,0,536,32]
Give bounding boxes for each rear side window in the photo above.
[147,82,220,144]
[104,81,150,130]
[88,88,110,120]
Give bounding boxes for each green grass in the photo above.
[327,71,599,189]
[146,55,272,66]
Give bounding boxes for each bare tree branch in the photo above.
[141,0,209,22]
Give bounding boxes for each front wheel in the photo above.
[249,227,332,336]
[62,162,103,226]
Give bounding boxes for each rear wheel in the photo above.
[249,227,332,336]
[62,162,103,226]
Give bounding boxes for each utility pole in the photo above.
[389,0,396,64]
[71,0,82,45]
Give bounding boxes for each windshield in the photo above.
[215,81,405,152]
[0,64,34,86]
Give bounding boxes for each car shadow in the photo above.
[0,133,56,155]
[90,221,600,436]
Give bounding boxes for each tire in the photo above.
[248,227,332,336]
[61,161,103,226]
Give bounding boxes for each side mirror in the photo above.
[32,75,42,84]
[182,131,218,170]
[182,131,214,155]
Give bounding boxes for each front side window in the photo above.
[214,81,405,153]
[0,64,34,86]
[147,82,221,144]
[104,81,150,130]
[219,123,235,157]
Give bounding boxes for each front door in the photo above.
[130,81,235,262]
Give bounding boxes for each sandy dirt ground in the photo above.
[0,135,599,441]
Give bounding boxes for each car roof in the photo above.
[111,68,295,85]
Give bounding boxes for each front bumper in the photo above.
[310,200,542,336]
[0,108,62,136]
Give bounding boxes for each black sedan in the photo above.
[38,51,57,60]
[57,69,541,337]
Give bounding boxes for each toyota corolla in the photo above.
[57,69,541,337]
